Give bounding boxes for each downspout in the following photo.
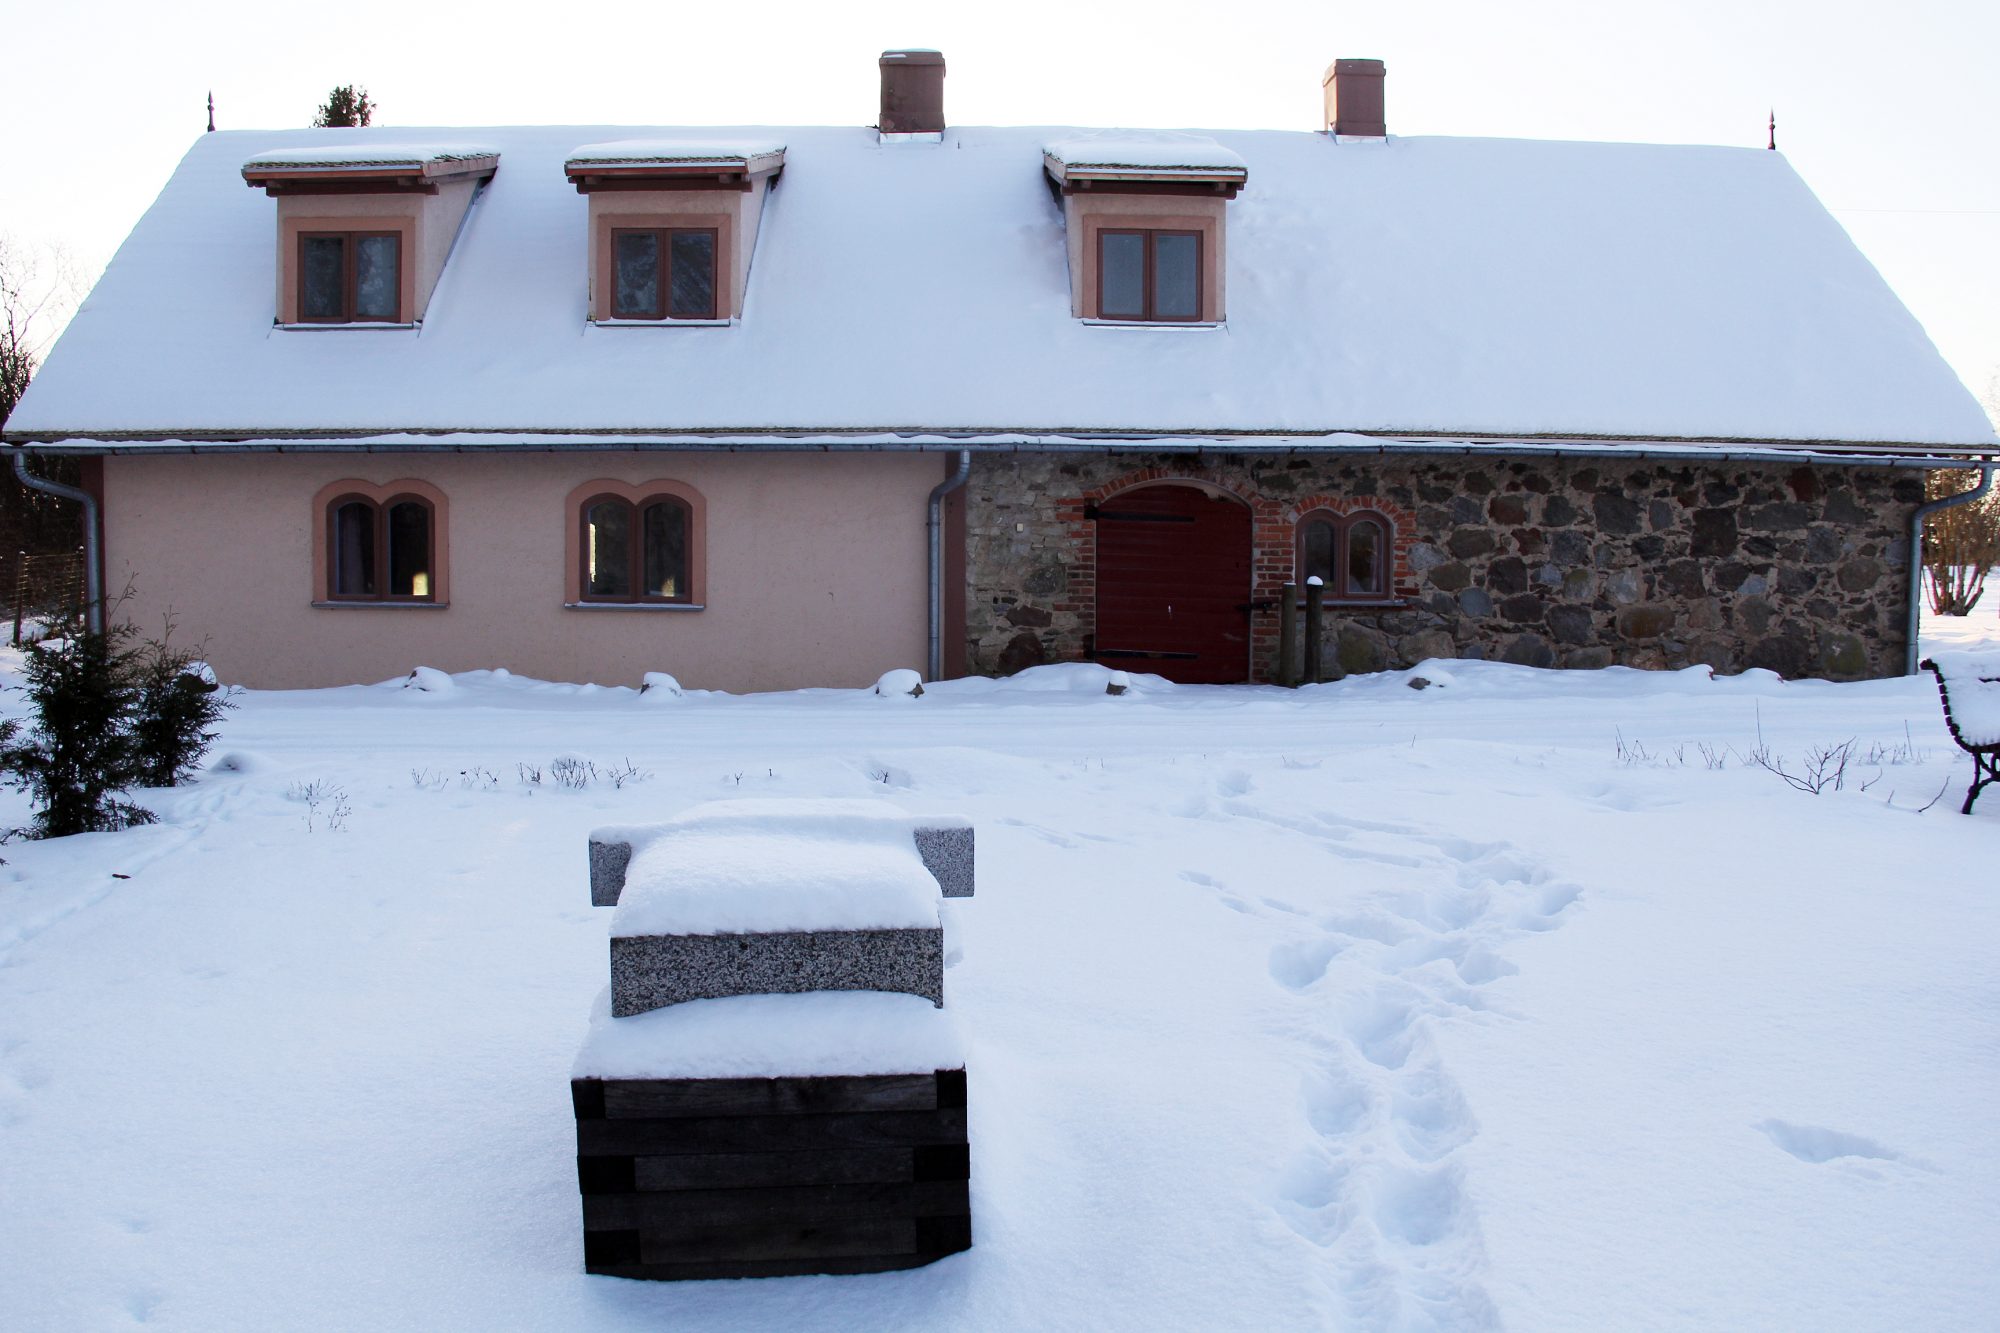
[11,448,102,635]
[1906,460,1996,674]
[926,450,972,681]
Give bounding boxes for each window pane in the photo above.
[386,501,431,598]
[585,500,632,598]
[1301,520,1334,586]
[641,500,688,599]
[1152,233,1200,320]
[1348,522,1381,595]
[613,232,660,319]
[668,231,716,319]
[332,500,376,596]
[302,236,345,320]
[354,235,399,319]
[1099,232,1145,319]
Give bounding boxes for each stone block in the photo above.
[610,929,944,1016]
[591,817,975,907]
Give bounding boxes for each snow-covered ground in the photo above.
[2,615,1997,1331]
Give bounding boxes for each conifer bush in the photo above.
[1,606,233,838]
[2,616,155,836]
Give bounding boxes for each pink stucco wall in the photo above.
[102,451,942,691]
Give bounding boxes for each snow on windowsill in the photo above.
[311,600,448,610]
[1081,319,1225,331]
[586,318,733,330]
[562,601,704,612]
[277,322,420,333]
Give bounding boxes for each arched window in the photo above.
[326,493,435,601]
[580,493,693,603]
[1297,510,1391,600]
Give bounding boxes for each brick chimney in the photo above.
[1322,59,1386,137]
[879,49,946,135]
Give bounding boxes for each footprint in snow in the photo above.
[1756,1119,1916,1166]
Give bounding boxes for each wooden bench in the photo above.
[1920,655,2000,814]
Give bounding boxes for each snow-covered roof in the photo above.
[1042,131,1247,178]
[240,143,500,171]
[563,138,786,171]
[11,123,1995,451]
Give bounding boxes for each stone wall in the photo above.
[963,453,1922,682]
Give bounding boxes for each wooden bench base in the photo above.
[573,1070,971,1280]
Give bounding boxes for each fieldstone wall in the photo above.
[963,453,1922,682]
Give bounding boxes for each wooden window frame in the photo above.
[578,492,696,604]
[607,226,720,321]
[324,492,437,603]
[296,230,404,324]
[1095,228,1204,323]
[1297,509,1392,602]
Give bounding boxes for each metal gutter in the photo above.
[11,448,102,634]
[1906,460,1997,675]
[926,450,972,681]
[1,432,1987,470]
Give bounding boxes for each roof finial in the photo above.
[1767,108,1776,151]
[207,90,215,133]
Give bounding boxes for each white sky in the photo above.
[3,0,1996,407]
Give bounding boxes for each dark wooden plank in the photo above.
[601,1073,940,1120]
[635,1215,917,1263]
[634,1148,917,1191]
[586,1252,943,1281]
[582,1180,969,1230]
[571,1079,605,1120]
[912,1143,970,1183]
[577,1155,635,1193]
[933,1069,966,1109]
[916,1213,973,1258]
[578,1109,967,1156]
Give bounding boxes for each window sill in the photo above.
[1081,318,1224,330]
[1296,597,1409,610]
[588,318,732,329]
[312,599,448,609]
[278,321,419,332]
[564,601,705,612]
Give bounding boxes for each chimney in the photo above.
[1322,59,1386,137]
[879,49,946,135]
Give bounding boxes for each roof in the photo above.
[9,123,1995,452]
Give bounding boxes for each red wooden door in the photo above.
[1093,485,1253,684]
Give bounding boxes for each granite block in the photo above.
[610,928,944,1016]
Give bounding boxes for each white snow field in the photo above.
[2,631,1998,1331]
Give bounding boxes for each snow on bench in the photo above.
[589,799,975,905]
[592,801,975,1016]
[1920,652,2000,815]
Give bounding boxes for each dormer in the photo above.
[242,144,498,327]
[562,141,786,324]
[1042,134,1246,325]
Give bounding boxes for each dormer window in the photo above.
[611,228,717,321]
[300,232,402,323]
[1099,229,1201,322]
[1043,134,1245,325]
[564,141,785,325]
[242,144,498,328]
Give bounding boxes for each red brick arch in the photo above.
[1051,468,1418,682]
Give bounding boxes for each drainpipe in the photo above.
[926,450,972,681]
[1907,460,1996,674]
[11,448,102,635]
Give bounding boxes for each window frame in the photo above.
[311,478,450,608]
[1296,508,1394,603]
[296,230,405,325]
[1095,227,1204,323]
[573,485,703,608]
[606,225,721,322]
[323,491,438,603]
